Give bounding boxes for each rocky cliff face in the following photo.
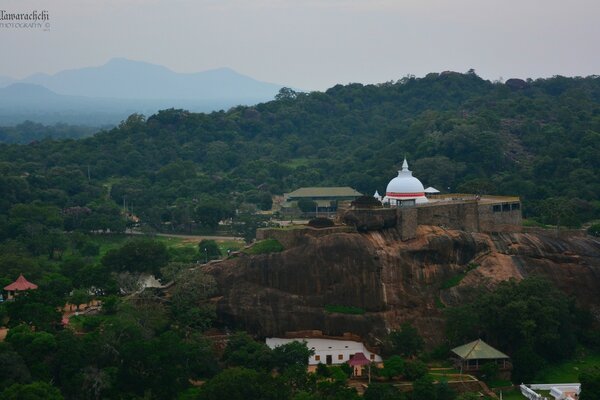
[203,226,600,346]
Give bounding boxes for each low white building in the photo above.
[266,337,382,373]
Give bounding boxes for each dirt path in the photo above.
[126,229,243,242]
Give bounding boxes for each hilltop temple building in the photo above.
[375,158,430,207]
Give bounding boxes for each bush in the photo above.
[297,199,317,213]
[198,239,222,261]
[245,239,285,255]
[308,217,334,228]
[351,196,382,209]
[324,305,365,315]
[404,359,428,381]
[588,224,600,237]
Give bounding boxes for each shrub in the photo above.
[245,239,285,255]
[324,305,365,315]
[588,224,600,237]
[351,196,382,209]
[404,359,428,381]
[308,217,334,228]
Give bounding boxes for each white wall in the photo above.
[266,337,382,365]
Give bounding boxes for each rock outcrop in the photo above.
[203,226,600,346]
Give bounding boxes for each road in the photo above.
[126,229,243,242]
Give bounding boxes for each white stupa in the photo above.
[382,158,428,206]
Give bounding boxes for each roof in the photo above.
[451,339,509,360]
[4,274,38,291]
[348,352,370,366]
[424,187,441,194]
[286,187,363,199]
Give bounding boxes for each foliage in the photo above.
[169,269,217,332]
[0,381,64,400]
[445,277,585,383]
[381,355,405,379]
[588,223,600,237]
[324,305,366,315]
[387,323,424,357]
[403,359,428,381]
[440,264,478,290]
[198,239,222,262]
[222,332,274,371]
[307,217,334,228]
[196,367,289,400]
[297,199,318,213]
[245,239,285,255]
[101,237,170,275]
[579,366,600,400]
[412,375,437,400]
[363,383,404,400]
[480,361,499,383]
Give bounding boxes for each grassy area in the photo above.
[535,351,600,383]
[244,239,285,255]
[440,263,478,289]
[324,305,366,315]
[495,389,524,400]
[218,240,245,255]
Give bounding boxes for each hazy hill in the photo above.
[21,58,284,100]
[0,59,286,125]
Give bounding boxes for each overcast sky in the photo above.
[1,0,599,90]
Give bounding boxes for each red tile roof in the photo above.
[348,352,370,366]
[4,274,38,291]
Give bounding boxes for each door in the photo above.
[326,355,332,365]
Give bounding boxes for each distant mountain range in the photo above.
[0,58,287,126]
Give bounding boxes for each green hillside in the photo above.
[1,72,599,231]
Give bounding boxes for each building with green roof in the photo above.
[282,186,363,216]
[451,339,512,375]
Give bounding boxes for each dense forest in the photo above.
[0,121,99,144]
[1,72,599,234]
[0,72,599,398]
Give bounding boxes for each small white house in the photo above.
[266,337,382,373]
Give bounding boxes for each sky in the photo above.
[1,0,599,90]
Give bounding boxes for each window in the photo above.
[502,204,510,212]
[492,205,501,212]
[315,355,320,361]
[370,354,375,360]
[338,354,344,360]
[511,203,520,210]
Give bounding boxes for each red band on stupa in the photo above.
[386,192,425,197]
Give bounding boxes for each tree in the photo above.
[381,355,404,380]
[1,382,64,400]
[0,344,31,390]
[101,238,170,275]
[388,323,424,357]
[580,367,600,400]
[435,380,456,400]
[170,269,217,332]
[68,288,91,311]
[272,341,314,373]
[297,199,317,213]
[403,359,428,381]
[197,367,289,400]
[194,198,234,230]
[222,332,273,371]
[363,383,403,400]
[412,375,437,400]
[198,240,222,262]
